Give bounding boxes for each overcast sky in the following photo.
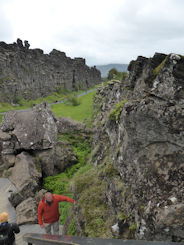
[0,0,184,66]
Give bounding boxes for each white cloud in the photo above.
[1,0,184,65]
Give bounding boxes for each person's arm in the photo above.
[55,194,74,204]
[38,201,44,226]
[11,223,20,234]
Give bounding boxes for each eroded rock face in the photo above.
[0,39,101,103]
[89,53,184,241]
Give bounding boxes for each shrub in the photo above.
[65,95,81,106]
[107,68,118,80]
[56,86,68,95]
[13,95,24,105]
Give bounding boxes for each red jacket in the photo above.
[38,194,74,225]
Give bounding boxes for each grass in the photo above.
[51,91,96,123]
[0,88,92,113]
[0,89,96,125]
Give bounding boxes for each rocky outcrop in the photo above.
[0,102,93,224]
[34,141,78,177]
[76,53,184,242]
[0,39,101,103]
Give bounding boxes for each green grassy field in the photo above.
[51,91,96,123]
[0,90,96,126]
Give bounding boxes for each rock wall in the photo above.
[0,39,101,102]
[86,53,184,242]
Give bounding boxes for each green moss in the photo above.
[109,99,128,122]
[117,212,130,221]
[153,58,166,76]
[129,223,137,230]
[101,162,119,177]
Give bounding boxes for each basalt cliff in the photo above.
[0,52,184,242]
[71,52,184,242]
[0,39,101,102]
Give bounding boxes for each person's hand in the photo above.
[40,224,45,229]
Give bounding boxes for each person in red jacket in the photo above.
[38,192,74,235]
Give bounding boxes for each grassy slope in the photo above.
[51,91,96,122]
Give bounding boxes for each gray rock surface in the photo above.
[87,53,184,242]
[0,39,101,103]
[9,152,41,188]
[16,197,37,225]
[8,152,41,207]
[57,116,93,135]
[1,103,58,150]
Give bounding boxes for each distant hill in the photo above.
[96,64,128,77]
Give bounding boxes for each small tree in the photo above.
[107,68,118,80]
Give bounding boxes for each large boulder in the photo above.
[8,152,41,207]
[16,197,37,225]
[9,152,41,188]
[1,103,58,151]
[54,141,78,173]
[57,116,93,135]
